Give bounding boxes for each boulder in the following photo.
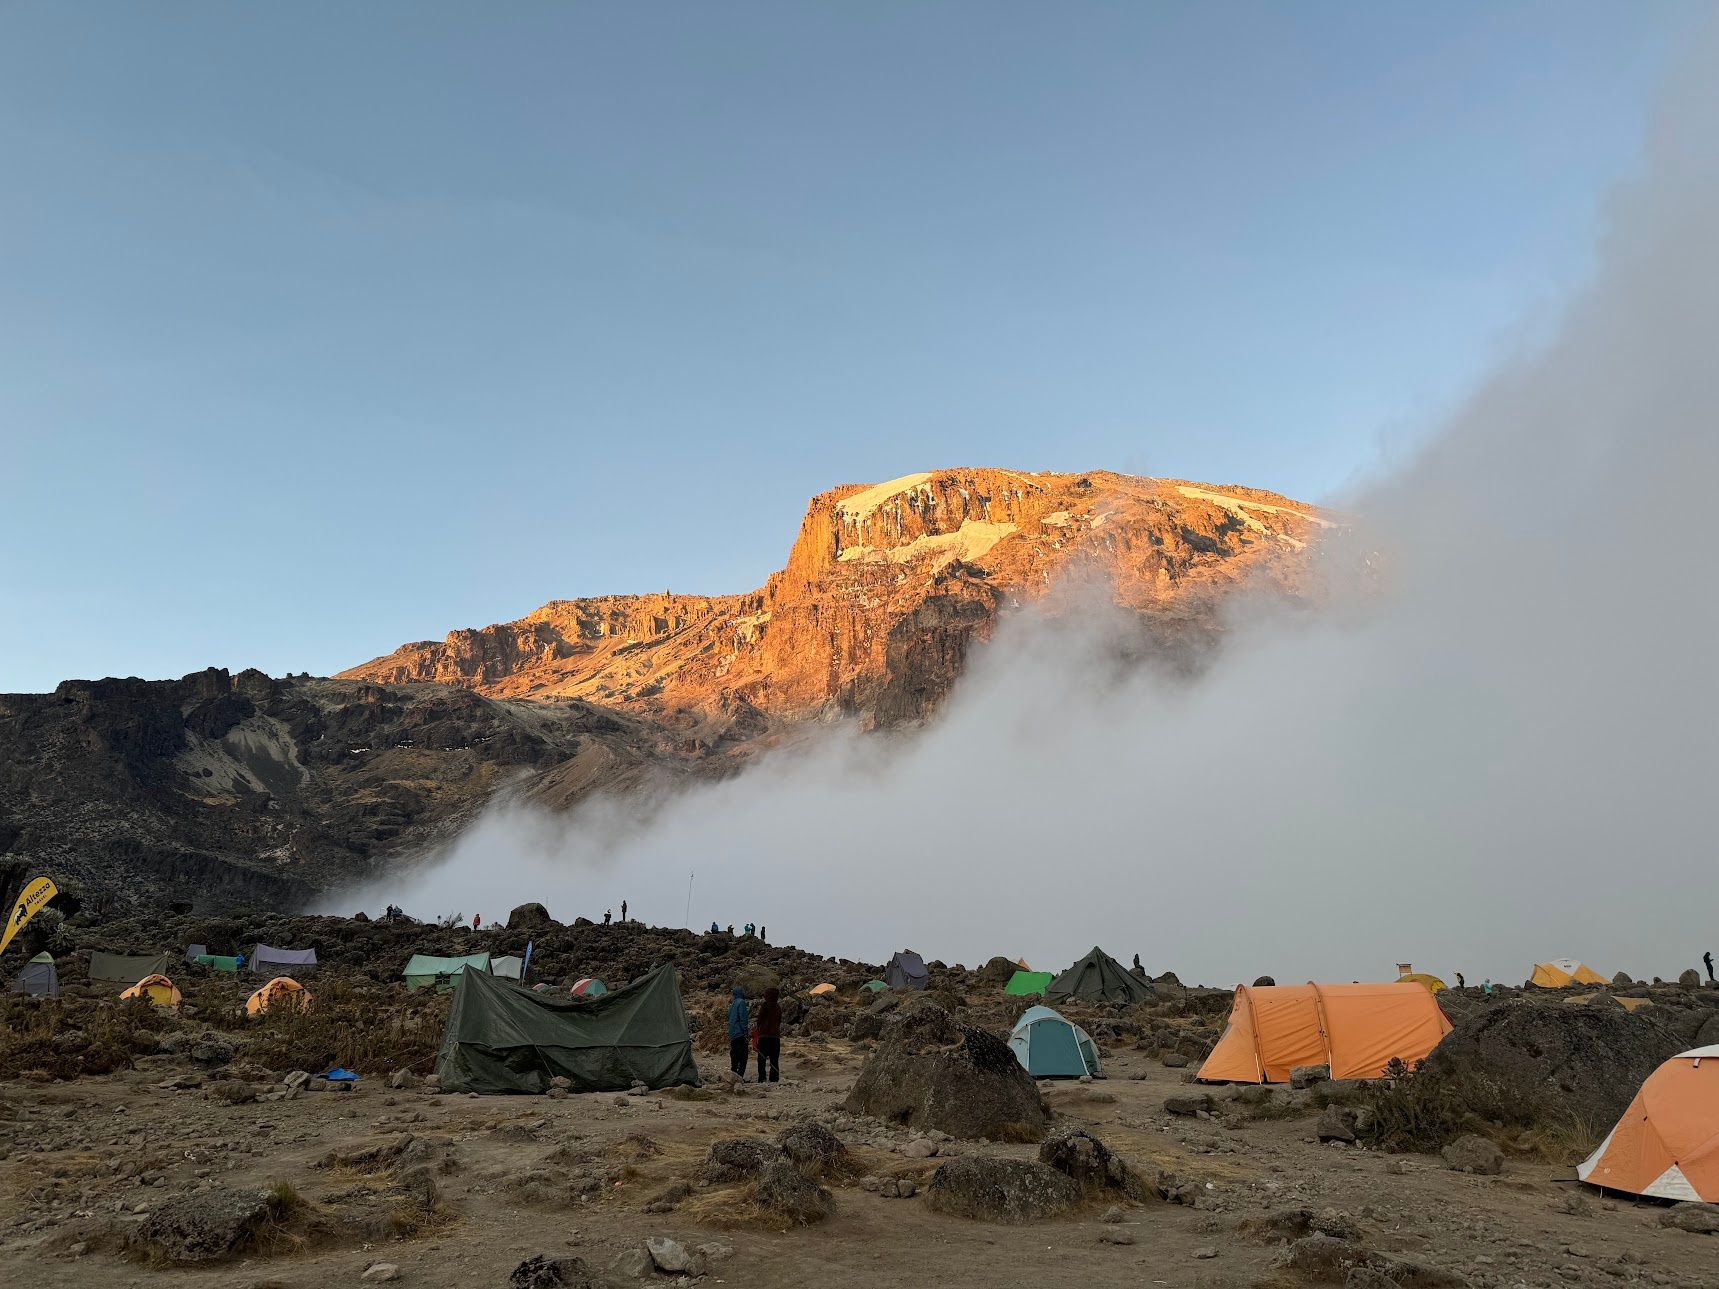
[1679,969,1702,989]
[127,1189,275,1264]
[1291,1063,1330,1090]
[703,1136,784,1183]
[1037,1127,1151,1201]
[1160,1052,1190,1069]
[1441,1134,1504,1175]
[843,999,1048,1141]
[507,902,556,931]
[509,1255,606,1289]
[1613,972,1635,986]
[1253,975,1277,987]
[776,1121,849,1178]
[645,1236,707,1275]
[1420,1001,1682,1131]
[1315,1105,1357,1144]
[1660,1202,1719,1235]
[1281,1234,1467,1288]
[923,1156,1082,1223]
[752,1158,833,1225]
[977,956,1018,985]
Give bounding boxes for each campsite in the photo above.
[2,905,1718,1289]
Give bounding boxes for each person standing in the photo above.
[473,913,481,930]
[726,985,750,1079]
[756,986,782,1083]
[1455,972,1466,989]
[604,909,612,925]
[621,900,628,922]
[760,926,767,944]
[1705,951,1715,984]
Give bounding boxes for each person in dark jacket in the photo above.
[726,985,749,1078]
[755,986,782,1083]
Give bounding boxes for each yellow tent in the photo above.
[1015,958,1031,970]
[246,976,310,1015]
[1397,971,1447,993]
[808,983,836,997]
[1530,959,1608,988]
[120,974,182,1009]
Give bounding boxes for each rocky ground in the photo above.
[3,917,1718,1288]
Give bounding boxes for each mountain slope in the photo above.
[2,469,1333,914]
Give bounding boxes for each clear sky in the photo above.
[0,3,1701,694]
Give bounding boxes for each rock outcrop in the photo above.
[843,998,1049,1141]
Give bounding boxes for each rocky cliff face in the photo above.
[2,469,1333,914]
[345,469,1334,738]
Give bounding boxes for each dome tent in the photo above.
[246,976,310,1016]
[12,952,58,997]
[1578,1046,1719,1201]
[1009,1006,1101,1078]
[1198,982,1451,1084]
[1046,947,1152,1005]
[883,950,929,991]
[120,974,182,1009]
[571,977,608,997]
[1530,959,1608,988]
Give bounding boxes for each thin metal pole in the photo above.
[685,871,694,929]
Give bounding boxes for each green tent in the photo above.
[404,952,491,993]
[1004,969,1055,997]
[88,952,173,985]
[434,963,700,1095]
[193,954,240,973]
[1046,947,1153,1005]
[1010,1005,1101,1078]
[860,979,889,993]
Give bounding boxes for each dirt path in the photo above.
[1,1043,1709,1288]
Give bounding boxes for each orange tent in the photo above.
[808,983,836,997]
[120,974,182,1009]
[1530,959,1607,988]
[1197,982,1452,1084]
[246,976,310,1016]
[1578,1046,1719,1201]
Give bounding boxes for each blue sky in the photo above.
[0,3,1700,692]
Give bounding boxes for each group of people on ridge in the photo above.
[708,922,765,941]
[727,983,781,1083]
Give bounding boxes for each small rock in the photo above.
[1100,1205,1124,1223]
[1160,1052,1190,1068]
[1193,1246,1217,1259]
[361,1264,400,1283]
[1098,1229,1135,1245]
[1290,1063,1330,1090]
[903,1139,937,1159]
[388,1070,416,1090]
[1165,1094,1214,1117]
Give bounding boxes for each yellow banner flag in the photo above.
[0,876,57,957]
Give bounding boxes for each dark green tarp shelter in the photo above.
[404,952,491,993]
[88,952,173,985]
[1046,947,1154,1005]
[435,963,701,1095]
[193,954,240,973]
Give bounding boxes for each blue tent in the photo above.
[1009,1005,1101,1079]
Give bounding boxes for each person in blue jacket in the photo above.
[726,985,750,1079]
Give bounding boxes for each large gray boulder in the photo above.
[127,1189,276,1264]
[844,999,1048,1141]
[923,1156,1081,1222]
[1421,1001,1682,1131]
[1037,1127,1152,1201]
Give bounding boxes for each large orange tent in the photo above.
[246,976,310,1016]
[1578,1046,1719,1201]
[119,974,182,1009]
[1529,958,1608,988]
[1198,982,1452,1084]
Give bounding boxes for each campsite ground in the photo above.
[1,1037,1710,1289]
